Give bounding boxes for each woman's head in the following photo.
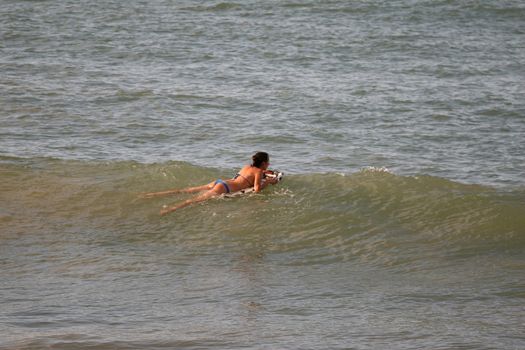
[252,151,269,169]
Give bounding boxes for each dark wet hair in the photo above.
[252,152,269,167]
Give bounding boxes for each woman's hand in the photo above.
[266,177,279,185]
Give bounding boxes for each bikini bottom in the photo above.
[214,179,231,193]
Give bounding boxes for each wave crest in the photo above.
[2,158,523,269]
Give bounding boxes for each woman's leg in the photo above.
[160,182,226,215]
[140,182,215,198]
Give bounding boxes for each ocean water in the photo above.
[1,1,524,349]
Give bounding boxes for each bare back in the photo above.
[226,165,263,192]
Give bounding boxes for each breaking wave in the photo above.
[2,157,524,271]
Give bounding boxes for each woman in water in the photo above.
[141,152,279,215]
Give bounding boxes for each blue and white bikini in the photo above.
[214,173,254,194]
[233,173,254,187]
[213,179,231,193]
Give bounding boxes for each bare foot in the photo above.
[160,206,172,216]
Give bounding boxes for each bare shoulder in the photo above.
[240,165,260,175]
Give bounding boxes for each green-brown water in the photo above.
[1,159,524,349]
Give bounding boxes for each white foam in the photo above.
[361,166,393,174]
